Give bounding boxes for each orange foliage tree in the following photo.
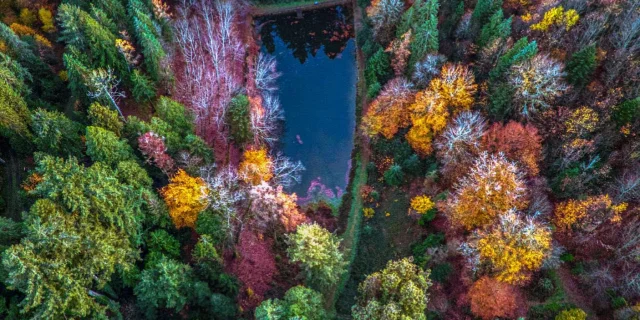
[447,152,528,230]
[407,64,477,156]
[462,210,552,284]
[161,169,209,229]
[482,121,543,176]
[239,148,273,185]
[362,78,415,139]
[469,276,524,320]
[554,195,627,232]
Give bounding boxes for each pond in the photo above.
[257,6,356,204]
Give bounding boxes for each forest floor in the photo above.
[557,267,598,319]
[251,0,351,16]
[0,141,24,221]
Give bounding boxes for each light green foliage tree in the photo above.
[2,155,142,319]
[0,78,31,140]
[155,96,195,138]
[0,52,31,95]
[134,256,198,318]
[287,223,346,287]
[227,94,253,146]
[116,160,153,190]
[255,286,326,320]
[556,308,587,320]
[566,44,597,87]
[130,69,156,102]
[88,102,124,136]
[477,9,511,49]
[86,126,135,165]
[30,109,84,158]
[352,258,432,320]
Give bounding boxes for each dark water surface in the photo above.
[258,6,356,202]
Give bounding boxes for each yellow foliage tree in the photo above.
[362,78,415,139]
[468,210,552,284]
[447,152,528,230]
[565,106,599,137]
[429,63,477,110]
[530,6,579,32]
[239,148,273,185]
[410,195,434,214]
[38,8,56,33]
[161,169,209,229]
[554,195,627,232]
[406,64,477,156]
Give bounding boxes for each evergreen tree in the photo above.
[489,37,538,81]
[384,164,405,186]
[365,48,391,87]
[130,2,166,81]
[566,44,597,87]
[0,79,31,141]
[226,94,253,146]
[130,69,156,102]
[85,126,135,165]
[30,109,84,158]
[88,102,124,136]
[2,155,143,319]
[57,4,127,75]
[477,9,512,49]
[471,0,503,32]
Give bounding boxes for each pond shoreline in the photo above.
[250,0,351,17]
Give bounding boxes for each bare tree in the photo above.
[251,93,284,145]
[253,53,281,93]
[199,164,245,243]
[85,68,126,119]
[271,152,305,188]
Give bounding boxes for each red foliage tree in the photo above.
[230,230,277,311]
[468,276,524,320]
[481,121,543,176]
[138,131,175,174]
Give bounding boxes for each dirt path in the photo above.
[251,0,351,16]
[557,267,598,319]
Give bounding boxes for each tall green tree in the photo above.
[57,4,127,75]
[566,44,597,87]
[489,37,538,81]
[227,94,253,146]
[477,9,511,49]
